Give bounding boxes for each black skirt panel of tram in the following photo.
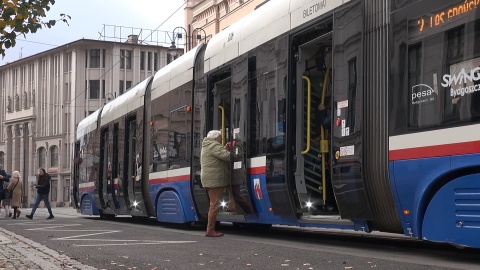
[91,111,104,212]
[142,78,155,217]
[191,46,210,221]
[331,1,373,220]
[363,0,402,233]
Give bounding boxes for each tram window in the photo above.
[443,25,480,123]
[113,123,119,179]
[408,43,428,128]
[248,56,260,158]
[168,85,191,169]
[151,115,169,172]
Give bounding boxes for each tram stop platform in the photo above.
[0,208,95,270]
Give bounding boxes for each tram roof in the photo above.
[151,44,205,100]
[100,76,152,125]
[76,108,101,141]
[204,0,350,73]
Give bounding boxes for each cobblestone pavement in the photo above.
[0,209,96,270]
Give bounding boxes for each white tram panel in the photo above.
[204,17,245,73]
[239,0,290,56]
[290,0,351,30]
[100,77,151,125]
[151,44,205,100]
[76,108,101,141]
[389,123,480,152]
[205,0,353,73]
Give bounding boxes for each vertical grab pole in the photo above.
[301,76,312,155]
[218,105,225,145]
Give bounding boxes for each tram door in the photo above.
[72,141,81,209]
[100,127,116,212]
[201,70,254,216]
[211,75,233,211]
[124,117,137,212]
[331,1,372,220]
[99,128,110,211]
[294,30,336,214]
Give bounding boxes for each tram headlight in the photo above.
[306,201,313,208]
[133,201,139,207]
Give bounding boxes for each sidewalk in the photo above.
[0,208,97,270]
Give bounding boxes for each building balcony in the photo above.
[5,107,36,123]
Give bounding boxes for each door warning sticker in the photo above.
[254,178,262,200]
[340,145,354,157]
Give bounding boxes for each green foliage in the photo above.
[0,0,70,57]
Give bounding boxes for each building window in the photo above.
[154,52,158,70]
[50,146,59,167]
[102,80,106,99]
[120,50,132,69]
[50,179,57,202]
[90,49,100,68]
[38,147,46,168]
[167,53,172,64]
[140,51,145,70]
[148,52,152,70]
[63,179,70,202]
[119,80,124,95]
[89,80,100,99]
[102,49,106,68]
[119,80,132,94]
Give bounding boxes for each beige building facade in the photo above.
[0,38,182,207]
[184,0,266,49]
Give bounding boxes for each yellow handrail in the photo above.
[218,105,225,145]
[301,76,312,155]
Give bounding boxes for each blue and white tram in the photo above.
[73,0,480,248]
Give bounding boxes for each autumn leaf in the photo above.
[0,0,70,57]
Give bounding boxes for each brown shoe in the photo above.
[205,231,224,237]
[16,210,21,218]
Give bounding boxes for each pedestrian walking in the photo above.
[7,171,23,219]
[0,164,11,215]
[2,179,12,217]
[26,168,54,220]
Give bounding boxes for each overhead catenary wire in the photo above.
[15,2,188,138]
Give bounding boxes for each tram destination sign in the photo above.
[416,0,479,34]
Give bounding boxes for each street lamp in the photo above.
[169,26,188,50]
[191,28,207,48]
[169,26,207,51]
[104,93,115,105]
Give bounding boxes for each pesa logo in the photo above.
[411,84,435,99]
[411,84,436,105]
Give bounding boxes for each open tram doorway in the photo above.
[291,24,338,216]
[205,69,255,219]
